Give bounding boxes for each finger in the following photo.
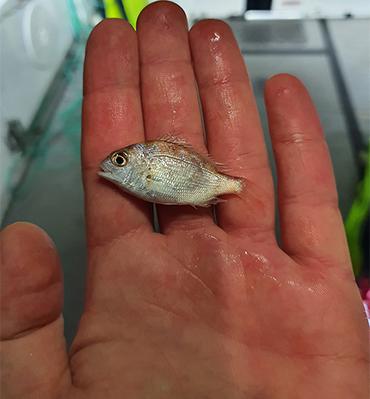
[189,20,275,240]
[137,1,214,233]
[0,223,71,398]
[83,19,152,248]
[265,74,350,266]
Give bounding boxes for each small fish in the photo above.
[98,138,244,207]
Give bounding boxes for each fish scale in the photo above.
[98,139,244,207]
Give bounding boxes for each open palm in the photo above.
[1,2,368,399]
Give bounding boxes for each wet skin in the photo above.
[1,2,369,399]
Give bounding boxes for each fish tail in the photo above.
[234,177,245,194]
[227,176,245,195]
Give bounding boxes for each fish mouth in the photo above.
[98,164,115,181]
[97,170,112,179]
[98,170,120,185]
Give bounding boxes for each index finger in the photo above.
[82,20,152,248]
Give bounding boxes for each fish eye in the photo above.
[111,151,127,167]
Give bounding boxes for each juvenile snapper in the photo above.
[98,139,244,207]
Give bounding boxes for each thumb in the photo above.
[1,222,71,398]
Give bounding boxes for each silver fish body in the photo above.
[99,140,243,207]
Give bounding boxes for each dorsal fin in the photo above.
[158,134,189,147]
[156,135,235,175]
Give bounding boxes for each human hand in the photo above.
[1,2,369,398]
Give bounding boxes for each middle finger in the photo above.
[137,1,214,234]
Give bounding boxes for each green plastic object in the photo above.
[103,0,124,18]
[122,0,148,29]
[345,144,370,277]
[103,0,148,27]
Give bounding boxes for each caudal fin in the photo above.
[224,176,245,195]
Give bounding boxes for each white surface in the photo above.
[271,0,370,18]
[329,19,370,137]
[22,1,60,67]
[0,0,18,15]
[0,0,74,218]
[150,0,245,20]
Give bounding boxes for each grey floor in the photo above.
[3,19,370,344]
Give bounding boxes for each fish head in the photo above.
[98,144,148,189]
